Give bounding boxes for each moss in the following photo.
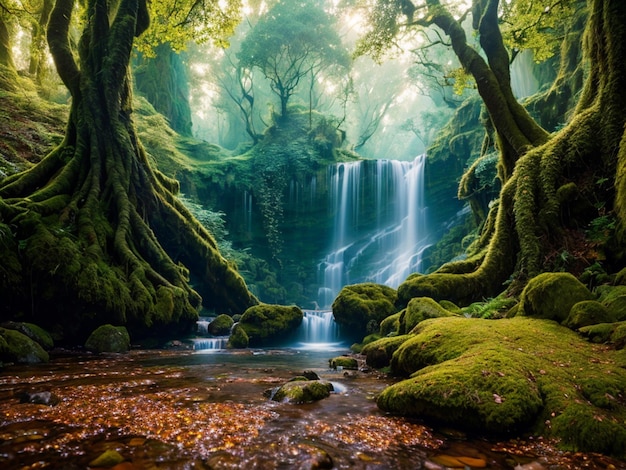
[438,300,461,314]
[350,332,381,353]
[596,285,626,321]
[271,380,333,404]
[0,322,53,350]
[329,356,358,370]
[227,323,249,349]
[84,324,131,354]
[379,312,401,336]
[578,322,621,344]
[361,334,412,368]
[610,323,626,349]
[518,272,593,322]
[563,300,614,330]
[399,297,456,334]
[332,283,398,337]
[0,327,49,363]
[238,303,302,347]
[375,316,626,456]
[208,314,234,336]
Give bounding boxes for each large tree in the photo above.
[358,0,626,305]
[0,0,257,340]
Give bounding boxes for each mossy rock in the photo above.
[1,322,54,350]
[361,335,412,368]
[597,285,626,321]
[84,324,131,353]
[379,312,401,336]
[350,333,381,353]
[518,272,593,322]
[238,303,302,347]
[329,356,358,370]
[439,300,462,314]
[0,327,49,363]
[271,380,334,404]
[399,297,457,334]
[578,322,620,344]
[332,283,398,337]
[563,300,614,330]
[611,323,626,349]
[208,314,234,336]
[227,323,249,349]
[376,316,626,456]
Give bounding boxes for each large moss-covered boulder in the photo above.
[227,323,249,349]
[362,334,411,368]
[84,324,131,353]
[377,316,626,456]
[1,322,54,350]
[597,285,626,321]
[379,312,401,336]
[0,327,49,363]
[271,380,334,404]
[518,272,593,322]
[399,297,457,334]
[563,300,614,330]
[238,304,302,347]
[208,314,234,336]
[332,283,398,338]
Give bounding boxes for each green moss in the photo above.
[84,324,131,354]
[518,272,593,322]
[578,322,620,344]
[227,323,249,349]
[0,322,53,350]
[208,314,234,336]
[271,380,333,404]
[332,283,398,337]
[375,316,626,456]
[329,356,358,370]
[0,327,49,363]
[400,297,456,334]
[238,303,302,347]
[596,285,626,321]
[362,334,412,368]
[379,312,401,336]
[563,300,614,329]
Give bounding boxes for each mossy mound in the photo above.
[0,327,49,363]
[271,380,334,404]
[208,314,234,336]
[0,322,54,350]
[400,297,457,334]
[376,316,626,456]
[579,321,626,348]
[597,285,626,321]
[518,272,593,322]
[329,356,358,370]
[332,283,398,337]
[238,304,302,347]
[362,334,412,368]
[84,324,131,354]
[563,301,614,330]
[227,323,249,349]
[379,312,401,336]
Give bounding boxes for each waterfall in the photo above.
[318,155,430,308]
[193,337,229,351]
[293,310,343,350]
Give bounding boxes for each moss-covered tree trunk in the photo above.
[399,0,626,305]
[0,0,257,340]
[0,12,15,70]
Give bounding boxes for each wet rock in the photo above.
[297,442,334,469]
[302,370,320,380]
[227,323,249,349]
[0,327,49,363]
[19,390,59,406]
[329,356,357,370]
[272,380,334,404]
[88,449,125,467]
[84,324,130,354]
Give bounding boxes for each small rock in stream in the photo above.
[19,390,59,406]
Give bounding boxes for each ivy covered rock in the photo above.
[271,380,334,404]
[84,324,131,354]
[238,304,302,347]
[227,323,249,349]
[376,316,626,457]
[399,297,457,334]
[332,283,398,338]
[518,272,593,322]
[0,327,49,363]
[563,301,614,330]
[208,314,234,336]
[0,322,53,350]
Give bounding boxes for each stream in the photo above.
[0,346,623,469]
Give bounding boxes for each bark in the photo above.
[398,0,626,306]
[0,0,257,339]
[0,11,15,70]
[28,0,54,82]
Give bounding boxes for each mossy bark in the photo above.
[401,0,626,306]
[0,0,257,340]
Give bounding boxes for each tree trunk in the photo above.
[28,0,54,83]
[0,0,257,340]
[0,13,15,70]
[398,0,626,305]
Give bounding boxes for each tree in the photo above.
[0,0,257,340]
[357,0,626,305]
[238,0,349,118]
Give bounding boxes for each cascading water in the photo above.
[294,310,343,350]
[318,155,430,308]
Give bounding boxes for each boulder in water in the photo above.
[208,314,234,336]
[84,324,130,353]
[0,327,49,363]
[271,380,334,404]
[238,303,302,347]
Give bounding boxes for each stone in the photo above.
[0,327,49,363]
[84,324,130,353]
[272,380,334,404]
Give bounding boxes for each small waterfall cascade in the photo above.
[192,317,229,351]
[296,310,340,344]
[318,155,430,308]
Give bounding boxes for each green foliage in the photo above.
[461,295,518,320]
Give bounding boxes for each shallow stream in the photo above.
[0,346,623,469]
